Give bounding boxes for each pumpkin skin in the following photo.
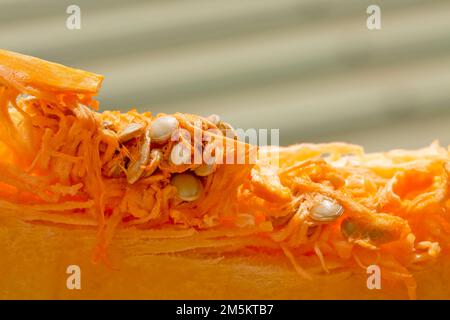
[1,215,449,300]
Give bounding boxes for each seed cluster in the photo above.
[100,114,235,202]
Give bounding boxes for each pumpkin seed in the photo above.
[143,149,163,177]
[171,173,203,201]
[118,123,144,143]
[310,197,344,222]
[150,116,179,144]
[217,121,236,138]
[170,142,191,165]
[341,217,394,246]
[194,163,216,177]
[341,218,357,238]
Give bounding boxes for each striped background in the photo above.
[1,0,449,150]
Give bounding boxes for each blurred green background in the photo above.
[1,0,449,151]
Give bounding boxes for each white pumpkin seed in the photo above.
[118,123,144,143]
[171,173,203,201]
[310,198,344,222]
[127,128,151,184]
[194,163,217,177]
[150,116,179,143]
[170,142,191,165]
[143,149,163,177]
